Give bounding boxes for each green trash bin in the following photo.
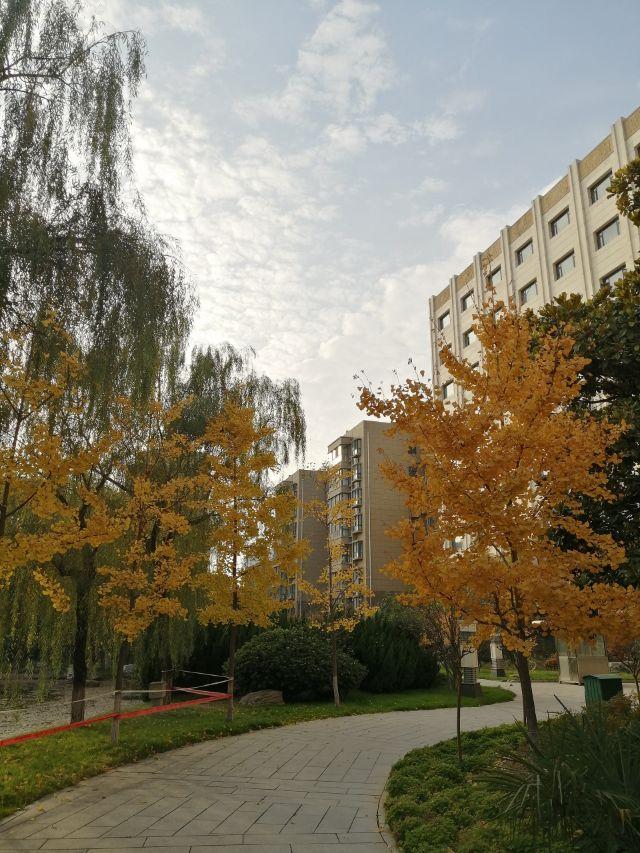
[584,674,623,706]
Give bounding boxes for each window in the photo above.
[352,487,362,505]
[438,311,451,331]
[442,380,454,400]
[461,291,474,312]
[352,438,361,457]
[462,328,477,348]
[353,513,363,533]
[352,463,362,482]
[601,265,626,288]
[519,280,537,305]
[554,251,576,280]
[589,171,612,204]
[550,208,570,237]
[451,536,465,552]
[352,540,363,561]
[488,266,502,286]
[595,218,620,250]
[516,240,534,265]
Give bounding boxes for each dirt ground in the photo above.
[0,682,145,739]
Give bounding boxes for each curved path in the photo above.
[0,682,592,853]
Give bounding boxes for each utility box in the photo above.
[584,674,623,706]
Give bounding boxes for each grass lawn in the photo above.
[478,665,561,682]
[479,665,634,683]
[0,683,512,821]
[385,724,571,852]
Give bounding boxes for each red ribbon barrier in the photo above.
[0,689,231,749]
[0,711,117,748]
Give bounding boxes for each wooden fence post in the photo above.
[110,690,122,745]
[161,669,173,706]
[226,677,234,723]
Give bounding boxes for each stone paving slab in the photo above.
[0,682,591,853]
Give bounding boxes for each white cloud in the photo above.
[439,205,526,267]
[364,113,409,145]
[441,88,487,116]
[239,0,395,123]
[412,176,448,195]
[413,114,460,144]
[399,207,445,228]
[85,0,226,70]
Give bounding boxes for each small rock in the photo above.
[238,689,284,706]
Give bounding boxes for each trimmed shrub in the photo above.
[350,609,439,693]
[233,626,366,701]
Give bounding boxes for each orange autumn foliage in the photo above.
[0,320,123,609]
[197,402,306,630]
[359,301,626,660]
[97,399,202,643]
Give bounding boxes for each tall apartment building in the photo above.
[326,419,409,600]
[279,468,328,618]
[428,105,640,401]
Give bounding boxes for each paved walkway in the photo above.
[0,682,596,853]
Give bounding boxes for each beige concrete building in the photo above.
[427,106,640,684]
[327,419,409,599]
[279,468,328,617]
[429,105,640,402]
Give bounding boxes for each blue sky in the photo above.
[90,0,640,466]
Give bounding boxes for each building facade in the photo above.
[427,107,640,683]
[279,468,328,618]
[326,419,409,600]
[428,105,640,401]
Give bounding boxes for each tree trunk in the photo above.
[515,651,538,740]
[331,631,340,707]
[115,641,128,692]
[456,666,463,766]
[226,624,237,722]
[70,578,90,723]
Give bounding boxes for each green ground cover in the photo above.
[0,683,512,820]
[478,665,633,683]
[478,665,561,682]
[385,725,571,853]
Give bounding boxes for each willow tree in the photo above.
[180,345,306,467]
[0,0,193,703]
[0,0,192,410]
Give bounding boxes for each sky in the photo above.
[89,0,640,468]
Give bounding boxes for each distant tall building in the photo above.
[428,105,640,401]
[280,421,409,614]
[278,468,327,617]
[326,419,409,600]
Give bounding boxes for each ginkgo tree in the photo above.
[197,402,306,718]
[0,316,123,608]
[360,296,626,737]
[298,464,375,707]
[96,398,204,687]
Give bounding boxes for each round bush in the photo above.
[233,626,366,701]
